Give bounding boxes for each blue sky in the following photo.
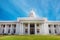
[0,0,60,21]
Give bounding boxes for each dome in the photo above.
[29,9,37,17]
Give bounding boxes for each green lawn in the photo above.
[0,35,60,40]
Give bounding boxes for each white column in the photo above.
[40,23,45,34]
[10,24,13,34]
[16,23,20,34]
[35,23,37,35]
[21,23,24,34]
[20,23,24,35]
[58,25,60,34]
[43,23,49,34]
[19,23,21,34]
[57,25,60,34]
[6,24,8,33]
[40,24,43,34]
[51,25,54,34]
[0,24,2,34]
[40,23,48,34]
[28,23,30,35]
[39,24,41,34]
[1,25,3,34]
[4,24,7,34]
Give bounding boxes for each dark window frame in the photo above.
[49,29,51,34]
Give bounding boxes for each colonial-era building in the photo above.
[0,10,60,35]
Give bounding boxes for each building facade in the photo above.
[0,10,60,35]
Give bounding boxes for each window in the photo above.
[30,24,34,27]
[1,24,5,28]
[13,29,16,34]
[12,24,16,28]
[25,29,28,33]
[37,24,39,27]
[8,24,11,28]
[14,24,16,28]
[2,29,4,34]
[9,25,11,27]
[25,24,28,27]
[54,25,56,28]
[48,25,51,28]
[37,29,40,33]
[14,25,16,27]
[12,24,16,29]
[55,29,57,33]
[49,29,51,34]
[8,29,10,33]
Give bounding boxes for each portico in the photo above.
[18,21,46,35]
[26,23,39,34]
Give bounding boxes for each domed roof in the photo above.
[29,9,37,17]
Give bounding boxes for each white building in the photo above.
[0,10,60,35]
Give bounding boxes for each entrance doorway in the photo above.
[30,23,35,34]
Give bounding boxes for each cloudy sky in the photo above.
[0,0,60,21]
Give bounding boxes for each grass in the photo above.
[0,35,60,40]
